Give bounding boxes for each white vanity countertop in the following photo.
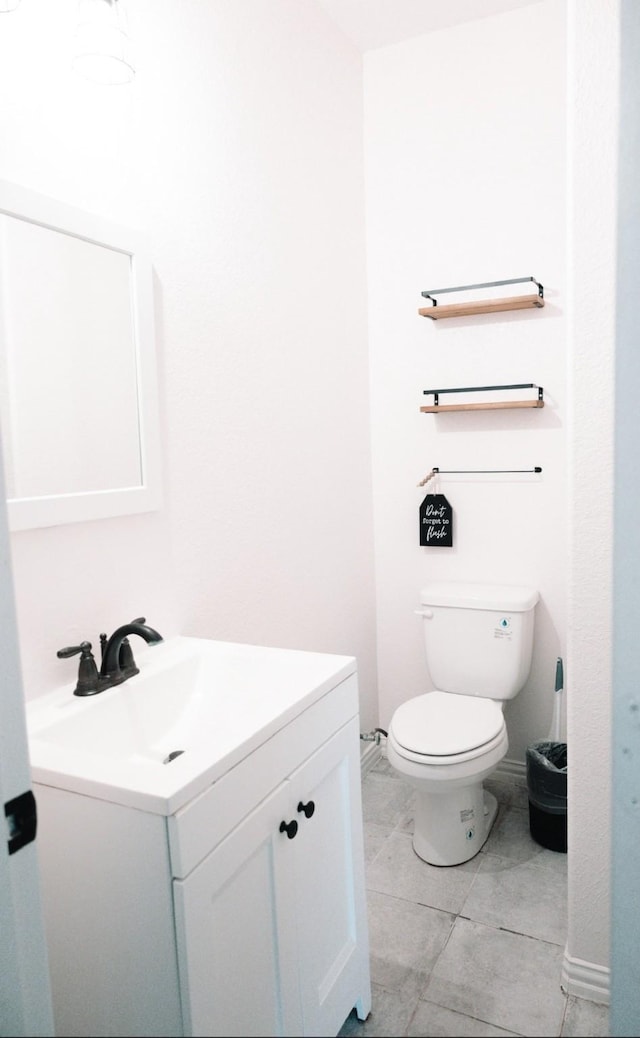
[26,636,357,815]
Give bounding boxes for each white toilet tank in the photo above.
[419,581,539,700]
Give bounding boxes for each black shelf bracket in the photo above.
[423,383,544,407]
[421,276,544,307]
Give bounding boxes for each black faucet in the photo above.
[99,617,163,688]
[57,617,163,696]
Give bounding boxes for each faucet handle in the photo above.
[56,641,100,697]
[57,640,92,659]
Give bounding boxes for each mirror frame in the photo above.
[0,180,162,531]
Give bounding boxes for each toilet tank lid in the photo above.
[420,581,539,612]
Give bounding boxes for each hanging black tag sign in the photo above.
[419,494,453,546]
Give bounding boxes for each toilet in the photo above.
[387,581,539,867]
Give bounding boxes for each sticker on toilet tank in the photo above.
[494,616,512,638]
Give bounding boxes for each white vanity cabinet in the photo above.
[174,719,367,1037]
[31,653,371,1038]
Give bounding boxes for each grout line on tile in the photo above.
[416,996,527,1037]
[495,923,568,950]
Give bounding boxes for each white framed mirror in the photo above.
[0,180,161,531]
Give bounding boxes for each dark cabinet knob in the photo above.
[297,800,315,819]
[279,819,298,840]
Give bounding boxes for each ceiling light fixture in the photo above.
[73,0,135,85]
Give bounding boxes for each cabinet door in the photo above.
[173,780,302,1038]
[288,717,371,1037]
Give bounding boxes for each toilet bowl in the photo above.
[387,581,538,867]
[387,690,508,866]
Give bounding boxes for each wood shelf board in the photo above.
[420,399,545,413]
[418,293,544,320]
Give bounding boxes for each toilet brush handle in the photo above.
[548,657,564,742]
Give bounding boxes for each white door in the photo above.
[612,3,640,1033]
[0,444,54,1036]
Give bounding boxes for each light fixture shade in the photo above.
[0,1,21,12]
[73,0,135,85]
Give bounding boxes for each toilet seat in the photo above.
[390,690,505,764]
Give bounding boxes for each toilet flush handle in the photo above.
[414,608,434,619]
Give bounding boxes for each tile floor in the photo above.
[339,753,610,1038]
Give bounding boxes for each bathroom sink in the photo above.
[26,636,356,814]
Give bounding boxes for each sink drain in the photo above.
[163,750,185,764]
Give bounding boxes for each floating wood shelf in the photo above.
[419,277,544,320]
[421,383,544,413]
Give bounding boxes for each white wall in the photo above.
[363,0,567,764]
[0,0,378,728]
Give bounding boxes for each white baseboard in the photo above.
[561,946,610,1005]
[360,740,381,776]
[496,757,527,782]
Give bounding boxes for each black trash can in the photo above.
[526,740,567,852]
